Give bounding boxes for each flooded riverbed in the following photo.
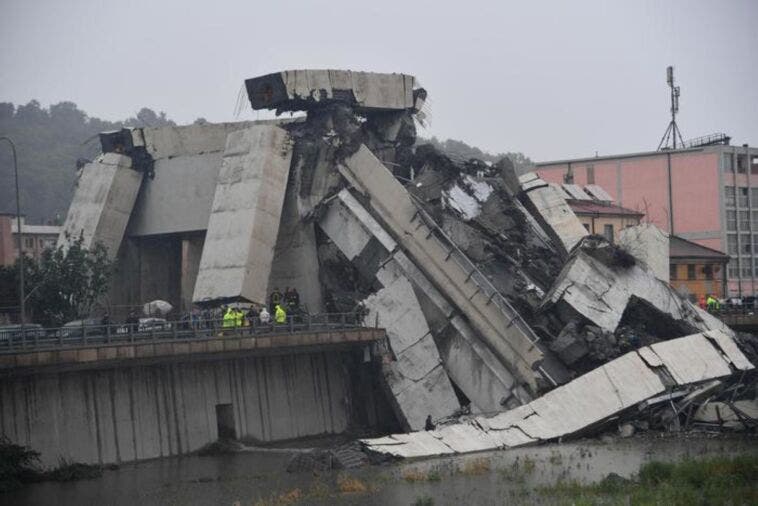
[5,434,757,505]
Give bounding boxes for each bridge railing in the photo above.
[0,313,367,354]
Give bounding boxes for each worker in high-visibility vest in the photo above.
[222,306,236,329]
[274,304,287,324]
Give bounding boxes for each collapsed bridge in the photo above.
[10,69,752,466]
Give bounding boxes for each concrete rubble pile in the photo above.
[60,69,757,443]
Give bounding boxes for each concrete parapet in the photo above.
[0,328,385,374]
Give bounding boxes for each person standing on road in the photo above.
[274,304,286,325]
[259,306,271,324]
[223,306,235,329]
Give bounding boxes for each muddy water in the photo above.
[6,434,757,506]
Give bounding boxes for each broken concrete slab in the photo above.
[519,172,588,256]
[364,266,461,430]
[361,331,754,459]
[192,124,293,304]
[320,188,533,411]
[542,249,733,337]
[57,153,143,260]
[340,145,545,393]
[319,190,460,429]
[617,223,669,282]
[246,70,419,112]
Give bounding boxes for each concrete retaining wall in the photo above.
[0,353,349,467]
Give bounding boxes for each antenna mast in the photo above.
[657,65,685,150]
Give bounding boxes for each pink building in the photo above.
[0,214,60,266]
[536,144,758,297]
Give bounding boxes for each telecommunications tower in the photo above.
[657,65,685,150]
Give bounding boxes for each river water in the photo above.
[5,434,757,505]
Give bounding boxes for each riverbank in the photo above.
[3,433,757,505]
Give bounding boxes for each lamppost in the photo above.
[0,136,25,327]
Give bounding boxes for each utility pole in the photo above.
[1,136,25,327]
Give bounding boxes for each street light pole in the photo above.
[0,136,25,327]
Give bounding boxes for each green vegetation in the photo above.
[412,495,434,506]
[499,455,537,483]
[418,136,534,174]
[0,437,104,492]
[0,101,178,224]
[0,235,113,326]
[0,436,41,492]
[539,455,758,505]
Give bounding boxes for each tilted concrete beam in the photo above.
[518,173,588,257]
[319,191,461,430]
[193,124,293,304]
[58,153,143,260]
[321,189,531,415]
[338,146,545,393]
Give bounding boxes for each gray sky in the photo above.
[1,0,756,161]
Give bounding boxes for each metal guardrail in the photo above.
[409,195,541,346]
[0,313,366,354]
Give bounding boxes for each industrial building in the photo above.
[535,143,758,297]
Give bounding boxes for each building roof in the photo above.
[670,235,728,260]
[567,200,644,218]
[11,223,61,235]
[536,144,758,167]
[536,147,706,166]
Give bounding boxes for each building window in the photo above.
[738,187,749,208]
[24,237,33,249]
[751,188,758,208]
[670,264,678,280]
[603,224,614,243]
[737,154,747,173]
[742,233,751,254]
[687,264,696,280]
[586,165,595,184]
[726,211,737,231]
[742,260,753,278]
[723,153,734,172]
[704,264,714,280]
[731,258,740,278]
[727,234,738,255]
[740,211,750,231]
[725,187,736,208]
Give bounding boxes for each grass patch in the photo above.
[400,467,442,482]
[539,454,758,505]
[252,488,303,506]
[337,474,368,493]
[460,457,491,476]
[499,456,538,483]
[412,495,434,506]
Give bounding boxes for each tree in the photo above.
[1,237,113,326]
[0,101,176,223]
[418,136,535,174]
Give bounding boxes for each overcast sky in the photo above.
[1,0,756,161]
